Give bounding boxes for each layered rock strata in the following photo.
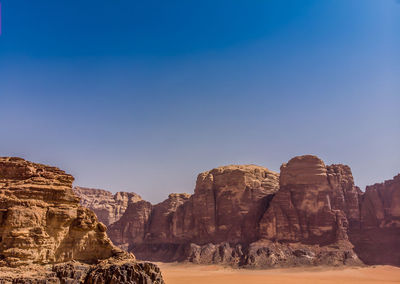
[74,186,141,226]
[76,155,399,268]
[109,165,279,248]
[259,156,360,245]
[349,174,400,265]
[0,157,164,283]
[108,160,363,267]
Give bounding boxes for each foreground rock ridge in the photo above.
[104,155,399,268]
[0,157,164,283]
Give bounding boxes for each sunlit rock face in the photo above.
[0,157,165,283]
[74,186,142,226]
[0,157,120,266]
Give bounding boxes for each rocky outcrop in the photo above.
[178,165,279,244]
[349,174,400,266]
[259,155,360,245]
[74,186,141,226]
[0,259,164,283]
[108,165,280,251]
[0,157,119,266]
[65,154,400,268]
[108,200,153,251]
[109,161,364,267]
[0,157,164,283]
[147,193,191,243]
[85,259,164,284]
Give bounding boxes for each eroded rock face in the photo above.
[147,193,191,243]
[349,174,400,265]
[80,154,399,268]
[85,259,164,284]
[108,200,153,251]
[107,157,370,267]
[0,157,164,283]
[184,165,279,244]
[0,157,121,266]
[108,165,279,249]
[259,155,360,245]
[0,259,165,283]
[74,187,141,226]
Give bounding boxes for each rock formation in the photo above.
[108,200,153,251]
[0,157,164,283]
[69,155,399,268]
[108,193,192,250]
[0,259,164,283]
[74,186,141,226]
[349,174,400,266]
[105,155,399,268]
[108,160,364,267]
[109,165,279,250]
[259,155,360,245]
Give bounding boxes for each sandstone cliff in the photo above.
[108,160,363,267]
[109,165,279,246]
[74,186,141,226]
[349,174,400,266]
[76,155,399,268]
[259,155,360,245]
[0,157,164,283]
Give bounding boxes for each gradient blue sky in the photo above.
[0,0,399,203]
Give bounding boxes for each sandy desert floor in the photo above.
[157,263,400,284]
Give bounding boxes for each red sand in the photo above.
[157,263,400,284]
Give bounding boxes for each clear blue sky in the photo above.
[1,0,399,203]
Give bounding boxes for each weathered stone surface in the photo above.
[0,157,122,266]
[108,165,279,250]
[107,157,369,268]
[85,258,164,284]
[74,186,141,226]
[108,200,153,251]
[186,165,279,244]
[147,193,191,243]
[349,174,400,266]
[75,154,399,268]
[0,259,165,283]
[0,157,164,283]
[185,240,359,267]
[259,155,360,246]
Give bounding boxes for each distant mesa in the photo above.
[80,155,400,268]
[74,186,142,226]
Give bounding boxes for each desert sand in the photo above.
[157,263,400,284]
